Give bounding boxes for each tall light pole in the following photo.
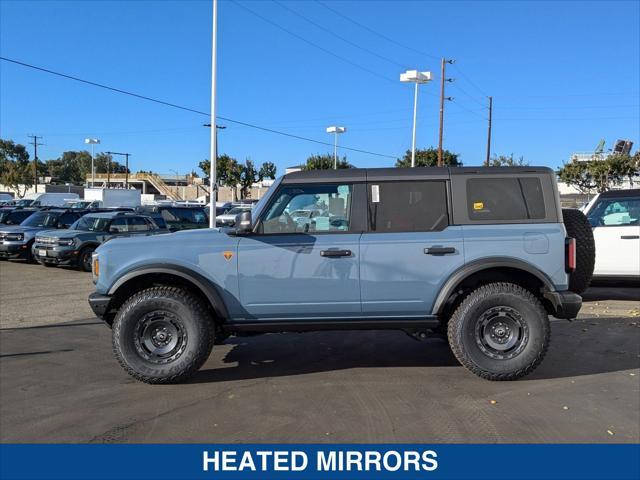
[209,0,218,228]
[85,138,100,187]
[400,70,432,167]
[326,126,346,169]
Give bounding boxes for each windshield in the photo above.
[71,216,110,232]
[63,201,91,209]
[227,207,251,216]
[14,199,34,207]
[20,211,60,228]
[1,211,34,225]
[251,177,281,224]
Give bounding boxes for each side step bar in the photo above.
[224,317,441,334]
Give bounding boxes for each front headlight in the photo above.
[6,233,24,241]
[58,238,74,246]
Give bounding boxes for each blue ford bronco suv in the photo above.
[89,167,583,384]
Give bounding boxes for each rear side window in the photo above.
[368,181,448,232]
[467,177,545,221]
[127,216,152,232]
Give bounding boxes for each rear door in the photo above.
[237,182,362,320]
[360,180,465,317]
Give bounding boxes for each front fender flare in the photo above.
[107,264,229,320]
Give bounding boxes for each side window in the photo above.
[260,184,352,234]
[467,177,545,221]
[192,209,208,224]
[587,198,640,227]
[127,217,150,232]
[368,181,448,232]
[109,217,128,233]
[58,213,78,228]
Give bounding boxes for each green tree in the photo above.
[93,153,128,175]
[488,154,529,167]
[557,153,639,193]
[0,139,33,197]
[395,147,461,167]
[239,159,261,199]
[45,151,92,183]
[304,153,353,170]
[259,161,277,179]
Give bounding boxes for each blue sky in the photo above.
[1,0,638,176]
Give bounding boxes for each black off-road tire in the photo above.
[562,208,595,294]
[112,286,215,384]
[447,282,550,381]
[78,247,95,272]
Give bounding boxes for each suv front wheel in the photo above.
[447,282,550,381]
[112,286,215,384]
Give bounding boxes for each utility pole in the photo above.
[27,135,44,193]
[485,96,493,166]
[437,58,454,167]
[105,151,131,188]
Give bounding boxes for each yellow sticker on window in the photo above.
[473,202,484,210]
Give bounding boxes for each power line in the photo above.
[314,0,440,61]
[232,0,399,86]
[0,56,397,159]
[450,98,488,120]
[272,0,407,69]
[451,63,489,97]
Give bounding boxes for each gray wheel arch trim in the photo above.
[107,264,229,320]
[431,257,555,315]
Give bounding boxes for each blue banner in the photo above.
[1,444,638,480]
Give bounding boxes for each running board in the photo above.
[224,317,441,334]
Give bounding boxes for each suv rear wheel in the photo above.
[447,282,550,381]
[112,286,214,384]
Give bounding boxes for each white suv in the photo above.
[584,189,640,279]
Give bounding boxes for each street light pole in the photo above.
[400,70,432,167]
[411,82,418,168]
[209,0,218,228]
[85,138,100,188]
[326,126,346,169]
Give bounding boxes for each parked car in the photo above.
[583,188,640,280]
[0,207,38,226]
[23,192,80,207]
[0,209,85,261]
[89,166,584,384]
[32,211,166,271]
[136,205,209,231]
[215,205,252,227]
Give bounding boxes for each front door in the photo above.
[237,183,361,320]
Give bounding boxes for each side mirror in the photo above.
[233,211,253,234]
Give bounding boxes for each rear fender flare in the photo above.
[431,257,555,315]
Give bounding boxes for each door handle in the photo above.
[424,246,456,255]
[320,249,352,258]
[621,235,640,240]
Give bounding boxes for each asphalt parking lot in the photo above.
[1,261,639,443]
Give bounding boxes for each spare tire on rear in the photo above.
[562,208,595,294]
